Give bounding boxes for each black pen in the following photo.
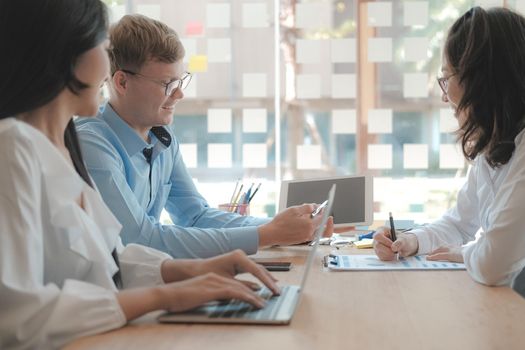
[247,183,261,203]
[389,212,397,242]
[389,212,399,260]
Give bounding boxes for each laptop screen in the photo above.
[281,175,371,226]
[299,184,336,290]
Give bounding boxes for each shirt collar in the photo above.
[151,126,172,148]
[100,103,172,157]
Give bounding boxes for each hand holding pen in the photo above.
[372,214,419,261]
[389,212,397,242]
[388,212,398,260]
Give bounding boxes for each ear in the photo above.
[111,71,128,95]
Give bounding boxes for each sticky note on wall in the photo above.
[295,3,330,29]
[403,144,428,169]
[368,144,393,169]
[367,2,392,27]
[208,143,232,168]
[188,55,208,73]
[243,109,267,133]
[243,73,267,98]
[242,3,268,28]
[206,3,230,28]
[368,109,392,134]
[403,37,428,62]
[297,145,322,169]
[243,144,268,168]
[296,39,322,64]
[297,74,321,99]
[186,21,204,36]
[331,74,356,99]
[404,1,428,27]
[207,108,232,133]
[332,109,356,134]
[403,73,428,98]
[368,38,392,62]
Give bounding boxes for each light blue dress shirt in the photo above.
[76,104,270,258]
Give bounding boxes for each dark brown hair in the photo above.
[0,0,108,186]
[445,7,525,167]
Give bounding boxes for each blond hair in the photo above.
[108,14,184,74]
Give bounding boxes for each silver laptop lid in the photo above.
[299,184,336,290]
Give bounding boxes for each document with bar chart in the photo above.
[325,254,466,271]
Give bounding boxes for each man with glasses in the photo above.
[76,14,331,259]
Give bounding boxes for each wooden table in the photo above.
[65,245,525,350]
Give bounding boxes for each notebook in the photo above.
[158,184,336,325]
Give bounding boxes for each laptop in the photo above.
[279,175,373,228]
[158,184,336,325]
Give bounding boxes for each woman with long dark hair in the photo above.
[0,1,278,348]
[374,6,525,296]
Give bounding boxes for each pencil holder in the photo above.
[218,203,250,216]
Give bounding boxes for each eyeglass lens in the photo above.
[437,77,448,94]
[166,73,192,96]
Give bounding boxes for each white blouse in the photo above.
[412,128,525,290]
[0,119,171,349]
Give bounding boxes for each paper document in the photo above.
[326,254,466,271]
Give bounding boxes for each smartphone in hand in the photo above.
[310,200,328,218]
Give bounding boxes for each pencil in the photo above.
[230,184,244,212]
[228,180,240,207]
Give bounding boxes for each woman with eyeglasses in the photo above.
[0,1,279,348]
[373,6,525,297]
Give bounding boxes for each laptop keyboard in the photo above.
[209,285,292,320]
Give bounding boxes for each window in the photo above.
[102,0,524,222]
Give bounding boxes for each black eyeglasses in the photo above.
[120,69,192,96]
[436,74,455,95]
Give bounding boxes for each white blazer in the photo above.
[0,119,171,349]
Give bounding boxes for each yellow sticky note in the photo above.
[354,238,374,249]
[188,55,208,73]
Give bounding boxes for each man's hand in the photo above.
[257,204,334,247]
